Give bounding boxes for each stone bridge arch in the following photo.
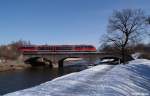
[23,56,52,67]
[58,57,85,68]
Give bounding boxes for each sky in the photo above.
[0,0,150,47]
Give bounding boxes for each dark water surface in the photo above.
[0,64,88,95]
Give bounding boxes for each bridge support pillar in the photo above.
[58,60,64,68]
[52,63,59,68]
[52,60,64,68]
[51,59,64,68]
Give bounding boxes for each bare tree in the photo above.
[145,16,150,36]
[105,9,146,63]
[146,16,150,24]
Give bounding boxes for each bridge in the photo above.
[20,51,119,68]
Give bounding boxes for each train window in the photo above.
[48,47,50,50]
[64,47,72,50]
[88,46,93,48]
[26,47,34,49]
[54,46,71,50]
[75,46,81,49]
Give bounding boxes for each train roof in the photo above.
[20,45,95,47]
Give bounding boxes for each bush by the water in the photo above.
[0,40,31,61]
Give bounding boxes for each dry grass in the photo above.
[0,61,31,72]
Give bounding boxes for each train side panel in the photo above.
[18,45,96,52]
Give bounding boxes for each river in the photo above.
[0,61,89,95]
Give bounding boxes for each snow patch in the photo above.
[4,59,150,96]
[129,59,150,65]
[132,52,141,59]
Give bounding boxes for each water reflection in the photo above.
[0,60,88,95]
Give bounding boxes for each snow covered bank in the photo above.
[4,59,150,96]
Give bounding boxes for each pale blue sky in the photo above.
[0,0,150,47]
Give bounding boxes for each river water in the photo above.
[0,61,89,95]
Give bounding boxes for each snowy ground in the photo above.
[4,59,150,96]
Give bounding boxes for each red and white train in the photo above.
[18,45,97,52]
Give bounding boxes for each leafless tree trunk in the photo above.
[146,16,150,37]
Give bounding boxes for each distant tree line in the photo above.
[99,43,150,60]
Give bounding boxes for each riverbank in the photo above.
[4,59,150,96]
[0,61,31,72]
[0,59,85,72]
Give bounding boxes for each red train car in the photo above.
[18,45,38,52]
[18,45,96,52]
